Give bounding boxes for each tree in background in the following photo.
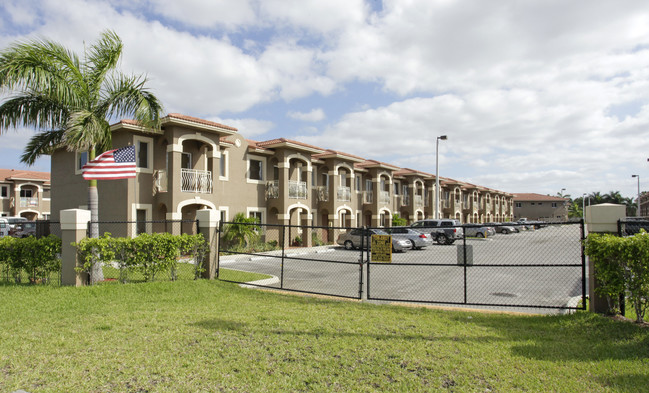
[222,213,260,248]
[0,31,163,283]
[392,213,407,227]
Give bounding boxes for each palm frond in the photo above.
[20,129,65,165]
[0,92,69,132]
[62,110,112,152]
[85,30,123,98]
[100,73,163,129]
[0,37,85,108]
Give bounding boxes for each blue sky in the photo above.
[2,0,649,200]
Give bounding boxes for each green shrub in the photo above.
[0,235,61,284]
[584,231,649,323]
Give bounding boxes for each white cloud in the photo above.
[146,0,257,29]
[287,108,325,122]
[211,117,275,138]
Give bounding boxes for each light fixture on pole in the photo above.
[632,174,640,217]
[435,135,448,220]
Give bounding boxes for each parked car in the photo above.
[12,222,36,238]
[336,228,412,252]
[409,219,464,245]
[383,227,433,249]
[517,218,547,229]
[463,224,495,238]
[0,218,9,238]
[486,222,519,234]
[5,216,27,231]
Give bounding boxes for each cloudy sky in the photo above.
[1,0,649,200]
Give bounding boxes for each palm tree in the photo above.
[0,31,163,283]
[223,213,260,249]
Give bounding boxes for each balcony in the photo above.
[337,186,351,202]
[20,197,38,207]
[181,168,212,194]
[363,191,373,204]
[266,180,279,199]
[414,195,423,207]
[379,191,390,204]
[289,180,307,199]
[316,186,329,202]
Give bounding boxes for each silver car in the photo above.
[486,222,519,234]
[337,228,411,252]
[463,224,495,238]
[383,227,433,249]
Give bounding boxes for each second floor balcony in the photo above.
[316,186,329,202]
[414,195,423,207]
[337,186,351,202]
[379,191,390,204]
[181,168,212,194]
[20,197,38,207]
[289,180,307,199]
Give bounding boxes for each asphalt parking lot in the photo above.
[219,224,585,313]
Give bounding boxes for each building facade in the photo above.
[0,169,51,220]
[513,193,569,221]
[51,114,515,239]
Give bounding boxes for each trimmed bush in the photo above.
[0,235,61,284]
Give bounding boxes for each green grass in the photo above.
[1,281,648,392]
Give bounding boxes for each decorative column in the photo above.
[60,209,91,286]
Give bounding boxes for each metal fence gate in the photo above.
[217,220,586,311]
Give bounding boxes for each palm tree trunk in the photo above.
[88,148,104,283]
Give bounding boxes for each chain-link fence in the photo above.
[217,222,363,299]
[219,221,586,310]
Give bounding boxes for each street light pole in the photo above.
[632,174,640,217]
[582,193,587,219]
[435,135,448,220]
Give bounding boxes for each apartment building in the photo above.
[0,168,51,220]
[513,193,569,221]
[50,113,514,240]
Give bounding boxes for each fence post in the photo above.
[584,203,626,313]
[60,209,91,286]
[196,210,218,279]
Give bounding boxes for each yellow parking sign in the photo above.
[371,234,392,263]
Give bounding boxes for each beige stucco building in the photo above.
[513,193,569,221]
[0,168,51,220]
[51,113,515,239]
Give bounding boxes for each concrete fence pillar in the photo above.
[60,209,91,286]
[196,209,218,279]
[584,203,626,313]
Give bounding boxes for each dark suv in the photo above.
[409,219,464,245]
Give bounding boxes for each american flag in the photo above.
[82,146,137,180]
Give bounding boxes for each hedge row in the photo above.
[0,235,62,284]
[584,231,649,323]
[75,232,209,283]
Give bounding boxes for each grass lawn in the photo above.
[1,280,648,392]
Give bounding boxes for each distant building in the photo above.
[513,193,569,221]
[638,192,649,217]
[0,168,51,220]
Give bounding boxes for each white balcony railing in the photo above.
[289,180,307,199]
[266,180,279,199]
[414,195,423,207]
[363,191,373,204]
[401,195,410,206]
[379,191,390,204]
[337,186,351,202]
[181,168,213,194]
[20,197,38,207]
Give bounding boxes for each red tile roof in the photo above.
[0,169,50,185]
[513,193,568,202]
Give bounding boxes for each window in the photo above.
[366,179,372,192]
[531,202,535,206]
[20,189,33,198]
[219,151,229,180]
[249,159,263,181]
[515,202,522,208]
[220,210,227,223]
[394,182,400,195]
[322,173,329,187]
[136,209,147,235]
[552,202,557,208]
[356,176,361,191]
[78,151,88,170]
[0,185,7,198]
[181,152,192,169]
[137,141,149,168]
[249,211,262,224]
[538,202,543,206]
[312,168,316,187]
